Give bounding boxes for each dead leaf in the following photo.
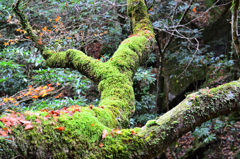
[102,129,108,139]
[25,124,34,130]
[99,143,104,147]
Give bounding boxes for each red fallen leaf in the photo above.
[2,127,11,133]
[35,119,42,124]
[47,83,52,87]
[190,95,196,100]
[73,108,81,113]
[40,109,48,112]
[68,111,73,116]
[25,124,34,130]
[99,143,104,147]
[115,127,122,135]
[55,126,65,131]
[110,132,114,137]
[20,120,32,125]
[50,110,55,115]
[4,121,12,127]
[42,117,48,121]
[130,129,135,135]
[102,129,108,139]
[208,94,213,97]
[0,130,8,137]
[19,114,25,120]
[54,110,60,116]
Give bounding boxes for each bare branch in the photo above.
[12,0,45,53]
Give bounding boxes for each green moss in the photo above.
[146,120,158,127]
[25,114,37,121]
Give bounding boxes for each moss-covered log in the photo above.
[1,0,239,158]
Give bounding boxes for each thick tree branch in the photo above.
[232,0,240,55]
[136,79,240,158]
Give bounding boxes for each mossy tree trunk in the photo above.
[1,0,239,158]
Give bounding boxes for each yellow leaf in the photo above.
[3,42,9,46]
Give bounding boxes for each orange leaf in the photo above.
[102,129,108,139]
[25,124,34,130]
[54,93,62,98]
[115,127,122,135]
[32,95,39,99]
[5,109,14,113]
[47,83,52,87]
[37,40,42,45]
[3,42,9,46]
[193,7,196,12]
[99,143,104,147]
[55,126,65,131]
[208,94,213,97]
[42,26,47,32]
[130,129,135,135]
[55,16,60,22]
[89,105,94,109]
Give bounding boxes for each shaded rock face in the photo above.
[203,14,232,57]
[164,6,231,110]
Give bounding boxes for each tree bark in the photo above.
[0,0,239,158]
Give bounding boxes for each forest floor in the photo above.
[165,117,240,159]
